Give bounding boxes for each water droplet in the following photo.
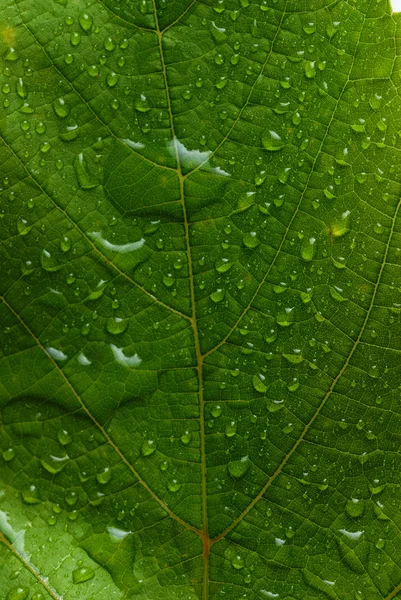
[253,374,267,393]
[330,286,346,302]
[211,405,223,417]
[104,36,116,51]
[97,468,111,484]
[231,555,245,570]
[41,455,68,474]
[135,93,150,112]
[210,288,225,303]
[16,78,27,99]
[141,439,156,456]
[303,22,316,34]
[79,13,93,31]
[215,259,233,273]
[301,237,316,261]
[41,249,61,272]
[66,491,78,506]
[278,166,291,184]
[304,61,316,79]
[369,93,382,110]
[22,485,41,504]
[53,97,70,118]
[60,236,71,252]
[345,498,364,518]
[262,130,285,151]
[106,317,128,335]
[106,71,119,88]
[40,141,51,153]
[228,456,249,478]
[243,232,260,248]
[70,32,81,46]
[72,567,95,584]
[167,479,181,492]
[163,274,175,288]
[5,48,18,61]
[17,219,30,236]
[35,121,46,134]
[6,588,29,600]
[74,152,98,189]
[351,119,365,133]
[181,431,192,444]
[57,429,72,445]
[2,448,15,462]
[87,64,99,78]
[225,421,237,437]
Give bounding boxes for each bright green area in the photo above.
[1,0,401,598]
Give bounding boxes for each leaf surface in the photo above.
[1,0,401,599]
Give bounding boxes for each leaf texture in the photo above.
[1,0,401,599]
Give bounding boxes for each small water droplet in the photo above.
[6,588,29,600]
[167,479,181,492]
[79,13,93,31]
[262,130,285,151]
[2,448,15,462]
[72,567,95,584]
[106,317,128,335]
[97,468,111,484]
[141,439,156,456]
[53,97,70,118]
[57,429,72,445]
[228,456,249,478]
[231,555,245,570]
[301,237,316,261]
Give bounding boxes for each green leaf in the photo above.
[1,1,401,599]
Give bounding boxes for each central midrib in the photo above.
[151,5,211,599]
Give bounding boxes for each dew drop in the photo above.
[72,567,95,584]
[97,468,112,484]
[228,456,249,478]
[210,288,225,303]
[301,237,316,261]
[106,71,119,88]
[2,448,15,462]
[57,429,72,445]
[167,479,181,492]
[243,232,260,248]
[231,555,245,570]
[262,130,285,151]
[141,439,156,456]
[6,588,29,600]
[53,97,70,118]
[79,13,93,31]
